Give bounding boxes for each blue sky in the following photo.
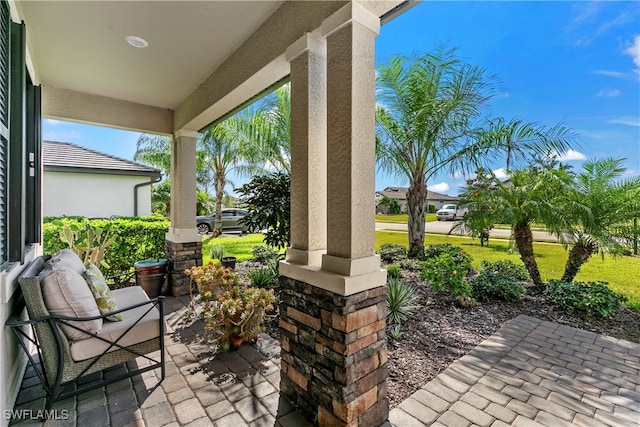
[44,1,639,196]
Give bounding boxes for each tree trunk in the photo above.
[407,177,427,259]
[513,221,543,289]
[214,168,225,232]
[561,240,595,282]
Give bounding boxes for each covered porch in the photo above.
[3,1,411,425]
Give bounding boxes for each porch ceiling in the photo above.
[12,1,410,135]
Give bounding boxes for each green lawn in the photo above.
[203,230,640,311]
[376,231,640,311]
[376,213,437,223]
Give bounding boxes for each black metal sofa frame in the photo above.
[7,255,165,411]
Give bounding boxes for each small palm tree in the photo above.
[133,134,171,178]
[560,157,640,282]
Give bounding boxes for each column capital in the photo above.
[175,129,199,139]
[322,1,380,38]
[286,33,326,63]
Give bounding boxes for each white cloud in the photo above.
[623,35,640,75]
[591,70,627,79]
[45,119,62,126]
[608,116,640,127]
[595,88,620,97]
[429,182,450,193]
[492,168,508,179]
[43,130,82,141]
[554,149,588,161]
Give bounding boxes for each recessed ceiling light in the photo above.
[126,36,149,48]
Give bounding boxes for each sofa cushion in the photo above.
[84,264,122,322]
[40,268,102,340]
[69,286,161,361]
[45,249,86,275]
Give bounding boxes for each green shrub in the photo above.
[424,244,472,274]
[386,263,402,279]
[386,278,419,325]
[210,245,225,261]
[379,244,407,263]
[251,245,279,264]
[420,253,472,298]
[470,270,526,303]
[247,267,279,289]
[399,258,421,271]
[44,216,169,277]
[544,280,627,318]
[480,260,529,280]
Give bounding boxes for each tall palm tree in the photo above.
[376,46,498,258]
[133,134,171,178]
[560,157,640,282]
[480,117,578,171]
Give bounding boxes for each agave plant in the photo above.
[386,278,420,325]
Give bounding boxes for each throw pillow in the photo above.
[84,264,123,322]
[45,249,86,275]
[40,268,103,340]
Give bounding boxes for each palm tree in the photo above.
[560,157,640,282]
[376,46,498,258]
[133,134,171,178]
[480,117,578,171]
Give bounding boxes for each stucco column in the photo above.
[283,33,327,267]
[165,129,202,296]
[321,2,385,294]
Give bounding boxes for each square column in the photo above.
[284,33,327,267]
[279,4,389,427]
[166,129,202,296]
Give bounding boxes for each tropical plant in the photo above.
[209,244,225,261]
[376,46,499,259]
[544,280,626,318]
[423,243,472,273]
[420,253,472,301]
[151,179,171,217]
[386,264,402,279]
[251,245,279,264]
[196,190,216,216]
[558,158,640,282]
[184,260,276,351]
[378,244,407,263]
[237,172,291,249]
[54,220,117,268]
[470,270,526,303]
[247,267,279,289]
[377,196,401,215]
[133,134,172,178]
[480,260,529,281]
[386,278,419,325]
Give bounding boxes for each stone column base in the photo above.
[279,276,388,426]
[165,240,202,296]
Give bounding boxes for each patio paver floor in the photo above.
[9,296,640,426]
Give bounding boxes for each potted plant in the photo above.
[184,260,276,351]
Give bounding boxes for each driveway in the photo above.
[376,221,558,242]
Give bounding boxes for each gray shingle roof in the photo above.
[43,140,161,178]
[376,186,458,201]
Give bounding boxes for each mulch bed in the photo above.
[238,261,640,409]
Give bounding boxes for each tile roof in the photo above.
[43,140,161,177]
[376,186,458,201]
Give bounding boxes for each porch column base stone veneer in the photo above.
[165,240,202,296]
[279,276,389,426]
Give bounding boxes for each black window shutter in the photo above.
[8,19,25,262]
[25,81,40,244]
[0,0,10,266]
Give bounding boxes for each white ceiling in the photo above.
[17,1,285,110]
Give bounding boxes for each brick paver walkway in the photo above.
[390,315,640,427]
[10,299,640,426]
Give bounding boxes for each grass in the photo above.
[202,230,640,312]
[376,213,437,223]
[376,231,640,312]
[202,234,283,263]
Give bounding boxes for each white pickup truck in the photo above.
[436,204,467,221]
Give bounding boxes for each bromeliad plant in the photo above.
[185,260,276,351]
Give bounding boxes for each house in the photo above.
[0,1,413,425]
[42,141,161,218]
[375,186,459,213]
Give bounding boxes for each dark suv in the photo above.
[196,208,249,234]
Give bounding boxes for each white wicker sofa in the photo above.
[8,250,165,411]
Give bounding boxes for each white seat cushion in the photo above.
[69,286,162,361]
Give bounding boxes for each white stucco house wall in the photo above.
[43,141,161,218]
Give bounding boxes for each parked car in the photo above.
[436,204,466,221]
[196,208,249,234]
